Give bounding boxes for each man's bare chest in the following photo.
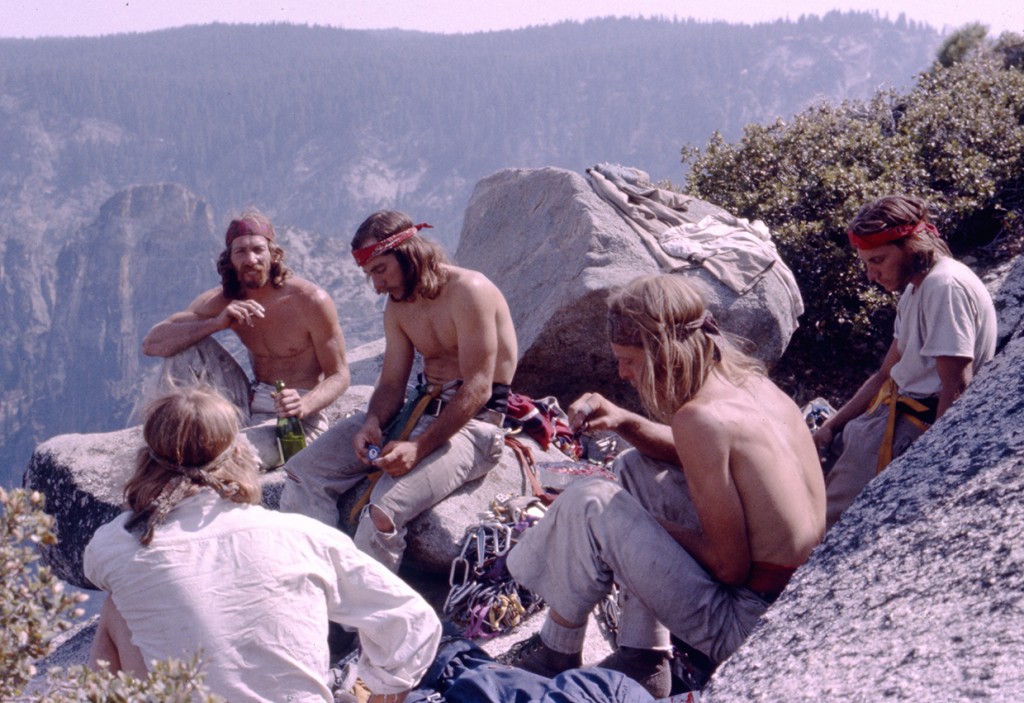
[395,303,457,358]
[236,306,312,360]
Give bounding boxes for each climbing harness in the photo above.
[866,378,937,474]
[442,495,547,639]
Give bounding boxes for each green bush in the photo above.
[935,23,989,68]
[683,31,1024,401]
[0,487,221,703]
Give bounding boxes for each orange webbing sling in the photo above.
[347,382,447,525]
[867,377,937,474]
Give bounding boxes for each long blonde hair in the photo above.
[607,274,764,422]
[124,385,261,545]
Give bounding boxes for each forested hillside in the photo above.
[0,14,940,486]
[0,14,938,243]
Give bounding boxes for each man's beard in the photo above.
[239,266,269,289]
[379,278,412,302]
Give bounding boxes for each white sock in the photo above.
[541,616,585,654]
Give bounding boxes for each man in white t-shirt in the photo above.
[813,195,997,528]
[85,386,440,703]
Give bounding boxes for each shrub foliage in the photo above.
[683,28,1024,401]
[0,487,221,703]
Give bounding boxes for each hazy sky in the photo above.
[1,0,1020,39]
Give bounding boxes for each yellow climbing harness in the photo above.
[866,377,937,474]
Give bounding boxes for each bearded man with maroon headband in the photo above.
[813,195,997,528]
[143,210,350,470]
[280,210,517,572]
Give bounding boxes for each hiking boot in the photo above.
[596,646,672,698]
[500,633,582,678]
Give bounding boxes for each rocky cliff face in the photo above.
[41,185,216,433]
[0,236,53,481]
[0,185,217,485]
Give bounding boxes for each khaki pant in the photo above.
[507,449,770,665]
[279,410,505,571]
[824,403,926,529]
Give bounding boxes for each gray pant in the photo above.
[824,403,926,529]
[155,337,328,470]
[279,410,505,571]
[507,449,769,665]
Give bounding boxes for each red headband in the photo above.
[225,218,275,247]
[352,223,432,266]
[847,221,938,250]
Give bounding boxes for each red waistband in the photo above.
[745,561,798,602]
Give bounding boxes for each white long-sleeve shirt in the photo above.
[84,490,441,702]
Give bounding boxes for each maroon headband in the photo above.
[225,218,275,247]
[847,221,938,250]
[352,223,433,267]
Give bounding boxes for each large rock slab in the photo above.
[457,166,802,408]
[705,259,1024,700]
[24,427,142,590]
[983,252,1024,353]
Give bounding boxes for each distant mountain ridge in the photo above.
[0,14,941,485]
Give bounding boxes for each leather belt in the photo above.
[425,397,505,427]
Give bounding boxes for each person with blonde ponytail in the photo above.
[506,274,825,696]
[84,386,440,703]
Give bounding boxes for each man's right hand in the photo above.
[567,392,624,433]
[220,299,266,329]
[811,425,835,464]
[353,419,384,465]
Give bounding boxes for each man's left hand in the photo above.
[373,440,420,478]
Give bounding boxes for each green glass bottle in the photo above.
[274,380,307,463]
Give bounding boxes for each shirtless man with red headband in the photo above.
[813,195,997,528]
[142,210,350,470]
[280,210,517,572]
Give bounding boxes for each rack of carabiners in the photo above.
[442,496,548,639]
